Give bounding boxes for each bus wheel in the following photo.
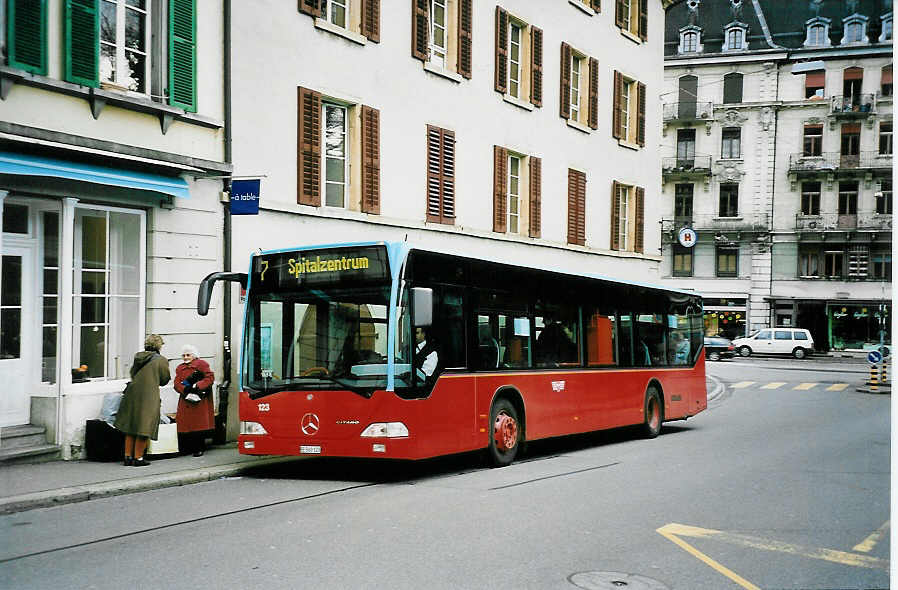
[642,387,662,439]
[489,398,521,467]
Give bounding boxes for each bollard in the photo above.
[869,364,879,391]
[882,359,888,384]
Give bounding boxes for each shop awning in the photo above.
[0,152,190,199]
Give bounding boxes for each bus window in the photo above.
[585,307,617,366]
[534,303,580,367]
[635,313,666,366]
[475,290,530,369]
[619,313,634,366]
[432,286,465,369]
[669,295,702,365]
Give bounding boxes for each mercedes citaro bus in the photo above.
[198,241,706,467]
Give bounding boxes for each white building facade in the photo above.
[661,0,892,350]
[0,0,229,459]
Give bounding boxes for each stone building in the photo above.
[661,0,891,350]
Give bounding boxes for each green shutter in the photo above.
[64,0,99,86]
[8,0,48,75]
[169,0,196,112]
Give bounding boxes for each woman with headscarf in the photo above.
[174,344,215,457]
[115,334,171,466]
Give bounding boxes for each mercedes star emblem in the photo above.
[301,413,320,436]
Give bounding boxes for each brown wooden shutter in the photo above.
[298,86,322,206]
[843,67,863,80]
[612,70,623,139]
[457,0,473,79]
[529,156,541,238]
[493,145,508,233]
[567,169,586,246]
[299,0,324,18]
[361,105,380,214]
[412,0,429,61]
[638,0,648,41]
[495,6,508,93]
[805,71,824,89]
[591,0,601,12]
[588,57,599,129]
[615,0,626,28]
[361,0,380,42]
[560,42,572,119]
[610,181,621,250]
[882,65,893,85]
[426,125,455,224]
[531,26,543,107]
[634,186,645,253]
[637,81,646,146]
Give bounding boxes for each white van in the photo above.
[732,328,815,359]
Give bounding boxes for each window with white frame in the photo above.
[841,14,869,44]
[430,0,448,68]
[617,184,630,251]
[682,31,698,52]
[327,0,348,29]
[73,207,144,380]
[100,0,150,92]
[879,122,892,155]
[570,54,582,120]
[721,127,741,159]
[880,13,893,42]
[804,17,831,47]
[508,21,523,99]
[507,154,521,233]
[723,23,747,51]
[323,102,348,208]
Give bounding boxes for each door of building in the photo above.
[0,244,35,426]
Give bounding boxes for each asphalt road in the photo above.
[0,360,890,590]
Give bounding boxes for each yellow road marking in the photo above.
[761,382,786,389]
[793,383,818,390]
[853,521,890,553]
[826,383,849,391]
[731,381,756,389]
[657,524,760,589]
[658,523,889,572]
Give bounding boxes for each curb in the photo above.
[706,374,725,402]
[0,456,300,515]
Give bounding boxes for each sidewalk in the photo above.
[0,443,300,515]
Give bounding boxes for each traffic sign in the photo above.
[867,350,883,364]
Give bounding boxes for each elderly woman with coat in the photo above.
[174,344,215,457]
[114,334,171,466]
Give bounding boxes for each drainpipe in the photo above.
[214,0,233,445]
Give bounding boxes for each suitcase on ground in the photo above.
[85,419,125,461]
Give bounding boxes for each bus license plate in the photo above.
[300,445,321,454]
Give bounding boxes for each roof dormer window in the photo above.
[804,17,831,47]
[841,14,869,45]
[723,22,748,51]
[679,25,703,54]
[880,12,892,42]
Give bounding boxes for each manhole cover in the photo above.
[568,571,670,590]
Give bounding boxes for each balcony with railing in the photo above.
[795,212,892,231]
[662,101,714,123]
[829,94,876,118]
[661,212,769,234]
[661,155,712,177]
[789,151,892,173]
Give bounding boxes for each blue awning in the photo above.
[0,152,190,199]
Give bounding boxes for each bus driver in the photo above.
[414,327,439,382]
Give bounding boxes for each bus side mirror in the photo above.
[412,287,433,327]
[197,272,248,316]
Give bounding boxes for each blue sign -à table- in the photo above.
[230,179,261,215]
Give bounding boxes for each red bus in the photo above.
[199,241,706,467]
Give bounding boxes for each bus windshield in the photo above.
[243,285,400,395]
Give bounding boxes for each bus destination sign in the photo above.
[252,245,390,291]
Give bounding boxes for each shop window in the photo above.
[42,211,60,383]
[801,182,821,215]
[72,207,144,380]
[716,246,738,277]
[1,255,22,360]
[672,245,693,277]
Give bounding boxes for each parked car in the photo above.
[704,336,735,361]
[732,328,815,359]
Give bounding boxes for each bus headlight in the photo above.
[240,421,268,435]
[360,422,409,438]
